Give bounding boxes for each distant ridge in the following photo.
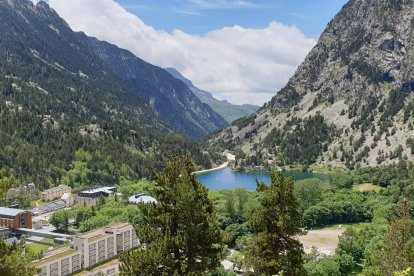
[165,68,259,123]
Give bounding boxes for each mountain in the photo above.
[213,0,414,169]
[165,68,259,123]
[86,40,228,139]
[0,0,218,187]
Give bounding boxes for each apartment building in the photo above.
[33,222,138,276]
[41,185,72,202]
[73,222,137,268]
[35,246,81,276]
[0,207,32,229]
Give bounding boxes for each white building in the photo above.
[128,194,157,205]
[35,246,80,276]
[33,222,138,276]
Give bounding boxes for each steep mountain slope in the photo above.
[165,68,259,123]
[0,0,216,187]
[86,40,228,139]
[213,0,414,169]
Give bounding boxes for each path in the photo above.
[194,151,235,175]
[194,161,229,175]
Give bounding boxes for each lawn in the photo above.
[353,183,382,193]
[29,200,47,208]
[26,242,50,255]
[308,166,348,174]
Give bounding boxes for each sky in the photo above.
[47,0,348,105]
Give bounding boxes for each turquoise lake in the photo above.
[197,167,330,191]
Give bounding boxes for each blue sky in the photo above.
[115,0,348,39]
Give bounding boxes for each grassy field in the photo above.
[26,243,50,255]
[300,223,370,255]
[353,183,382,193]
[308,166,348,174]
[29,200,47,208]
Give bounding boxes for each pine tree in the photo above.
[120,157,222,275]
[245,171,305,275]
[379,198,414,275]
[0,239,39,276]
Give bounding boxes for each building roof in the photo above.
[79,187,116,195]
[108,222,132,231]
[41,184,70,195]
[76,228,105,239]
[0,207,28,216]
[40,199,67,213]
[128,194,157,204]
[5,237,19,245]
[61,193,72,201]
[32,246,78,267]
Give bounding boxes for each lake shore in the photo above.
[194,161,229,175]
[194,152,235,175]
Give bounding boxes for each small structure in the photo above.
[128,194,157,205]
[4,237,19,245]
[27,183,36,196]
[0,207,32,229]
[61,193,74,207]
[221,260,235,271]
[33,217,43,230]
[0,226,12,240]
[77,187,117,206]
[41,185,72,202]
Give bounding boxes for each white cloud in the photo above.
[49,0,315,105]
[187,0,259,9]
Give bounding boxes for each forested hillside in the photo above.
[86,38,228,139]
[0,0,220,189]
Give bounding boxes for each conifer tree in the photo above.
[120,157,222,275]
[245,171,305,275]
[0,239,39,276]
[379,199,414,275]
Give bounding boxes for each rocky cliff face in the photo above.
[213,0,414,169]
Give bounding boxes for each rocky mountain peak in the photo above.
[213,0,414,169]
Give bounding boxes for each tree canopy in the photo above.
[121,157,222,275]
[245,171,305,275]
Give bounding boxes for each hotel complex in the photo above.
[33,222,138,276]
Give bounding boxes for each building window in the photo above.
[107,268,116,275]
[72,254,80,272]
[50,262,59,276]
[39,266,47,276]
[61,258,70,276]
